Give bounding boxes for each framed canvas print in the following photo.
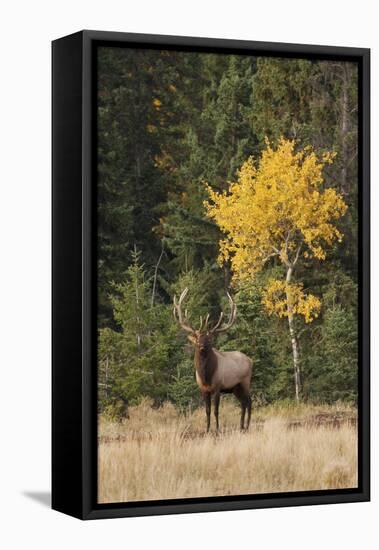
[52,30,370,520]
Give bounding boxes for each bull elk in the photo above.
[173,288,252,432]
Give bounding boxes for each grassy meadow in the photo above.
[98,399,357,503]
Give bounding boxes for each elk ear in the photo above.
[187,334,197,345]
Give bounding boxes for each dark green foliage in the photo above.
[98,250,178,412]
[167,357,201,411]
[303,305,358,403]
[301,270,358,403]
[97,46,359,410]
[251,58,315,145]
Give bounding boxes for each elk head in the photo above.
[173,288,237,351]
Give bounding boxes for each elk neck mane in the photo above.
[194,346,218,386]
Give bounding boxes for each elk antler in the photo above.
[173,288,195,333]
[208,292,237,334]
[173,289,237,335]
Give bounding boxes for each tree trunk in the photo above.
[286,266,301,402]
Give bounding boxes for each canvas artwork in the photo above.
[96,46,359,504]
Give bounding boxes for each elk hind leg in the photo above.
[240,379,252,430]
[233,385,247,431]
[246,395,252,429]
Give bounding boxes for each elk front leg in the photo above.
[214,392,220,432]
[233,384,247,431]
[203,392,211,432]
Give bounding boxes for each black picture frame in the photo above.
[52,30,370,520]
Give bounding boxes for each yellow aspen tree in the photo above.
[204,138,347,401]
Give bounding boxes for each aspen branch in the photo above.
[292,244,302,267]
[260,248,278,263]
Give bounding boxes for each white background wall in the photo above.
[0,1,376,548]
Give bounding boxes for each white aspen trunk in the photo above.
[286,266,301,402]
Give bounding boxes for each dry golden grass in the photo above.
[98,399,357,503]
